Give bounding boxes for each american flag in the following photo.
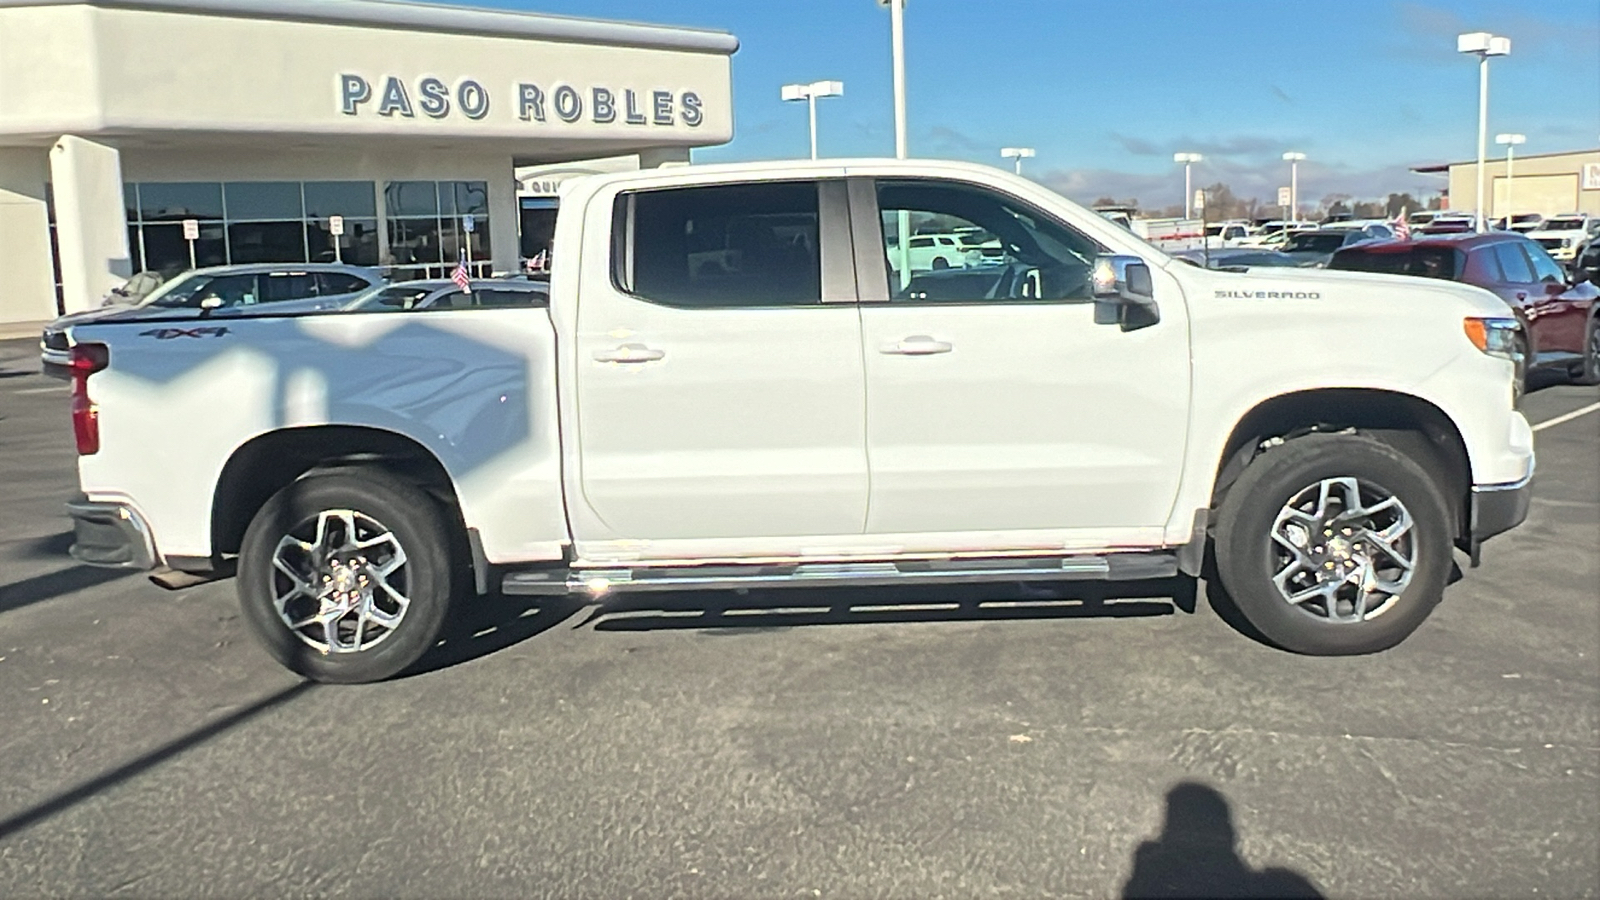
[1392,208,1412,241]
[450,251,472,292]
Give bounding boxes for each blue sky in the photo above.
[478,0,1598,207]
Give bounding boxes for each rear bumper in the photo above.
[66,498,160,570]
[1470,473,1534,544]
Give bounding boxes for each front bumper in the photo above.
[66,499,160,570]
[1466,473,1534,562]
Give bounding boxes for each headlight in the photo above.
[1463,317,1521,361]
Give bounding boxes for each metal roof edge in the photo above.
[0,0,740,54]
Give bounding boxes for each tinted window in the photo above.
[618,181,821,308]
[472,288,545,308]
[224,182,303,220]
[1522,242,1567,282]
[303,182,377,218]
[194,274,258,307]
[1328,247,1460,280]
[1492,243,1536,283]
[877,179,1104,303]
[1284,233,1348,253]
[385,181,441,217]
[257,273,317,303]
[910,237,935,248]
[138,182,224,221]
[317,273,371,295]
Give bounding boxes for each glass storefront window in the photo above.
[304,182,377,218]
[227,221,307,264]
[384,180,490,278]
[224,182,304,220]
[116,180,378,275]
[307,218,380,266]
[138,182,224,221]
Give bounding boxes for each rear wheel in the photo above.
[1213,434,1453,655]
[237,469,458,683]
[932,256,950,270]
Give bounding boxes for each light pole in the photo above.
[1001,147,1035,175]
[1173,152,1202,218]
[1494,132,1525,225]
[1458,32,1511,232]
[1282,152,1306,220]
[878,0,908,159]
[781,80,844,159]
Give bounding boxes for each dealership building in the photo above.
[0,0,736,326]
[1412,147,1600,220]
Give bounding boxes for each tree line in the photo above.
[1092,184,1445,222]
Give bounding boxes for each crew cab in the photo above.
[60,159,1535,683]
[1529,215,1597,264]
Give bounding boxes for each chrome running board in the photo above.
[501,552,1178,597]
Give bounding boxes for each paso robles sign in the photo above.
[338,73,704,128]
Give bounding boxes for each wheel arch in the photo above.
[1210,388,1473,542]
[211,425,466,563]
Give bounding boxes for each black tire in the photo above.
[1512,333,1530,402]
[237,469,459,683]
[932,256,950,270]
[1213,433,1453,655]
[1573,315,1600,386]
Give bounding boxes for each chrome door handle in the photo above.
[880,335,953,356]
[593,343,664,363]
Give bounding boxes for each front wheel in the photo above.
[1573,316,1600,386]
[237,469,459,683]
[1212,434,1453,655]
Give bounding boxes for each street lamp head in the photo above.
[782,80,844,101]
[1001,147,1035,159]
[1458,31,1510,56]
[1495,133,1526,145]
[1282,151,1306,162]
[1173,152,1201,163]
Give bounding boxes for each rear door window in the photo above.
[195,274,258,307]
[614,181,822,308]
[258,273,317,303]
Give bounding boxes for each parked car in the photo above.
[1279,229,1383,267]
[1169,248,1302,269]
[889,233,968,271]
[1321,220,1397,241]
[1418,216,1476,235]
[1491,213,1544,234]
[1327,232,1599,388]
[342,278,549,311]
[1572,241,1600,287]
[61,158,1533,683]
[1528,215,1597,264]
[41,263,381,375]
[1202,221,1252,248]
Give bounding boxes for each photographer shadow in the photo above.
[1123,782,1323,899]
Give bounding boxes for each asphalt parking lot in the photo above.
[0,334,1595,899]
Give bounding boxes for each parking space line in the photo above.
[10,386,65,395]
[1532,401,1600,433]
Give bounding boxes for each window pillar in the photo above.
[49,135,133,313]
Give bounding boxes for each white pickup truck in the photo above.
[61,159,1535,683]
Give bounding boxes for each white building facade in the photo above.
[0,0,736,325]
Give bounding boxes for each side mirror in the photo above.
[197,295,224,317]
[1092,254,1159,331]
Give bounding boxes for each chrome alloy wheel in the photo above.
[1269,477,1416,623]
[270,509,409,653]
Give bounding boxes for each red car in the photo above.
[1328,232,1600,390]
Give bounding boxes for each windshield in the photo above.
[1538,218,1586,231]
[1328,247,1460,280]
[1283,233,1348,253]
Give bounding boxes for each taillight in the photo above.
[69,343,109,455]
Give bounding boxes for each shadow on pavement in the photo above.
[0,681,315,842]
[1122,781,1323,899]
[407,591,587,677]
[588,576,1198,634]
[0,563,133,615]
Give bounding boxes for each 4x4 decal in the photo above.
[138,326,231,340]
